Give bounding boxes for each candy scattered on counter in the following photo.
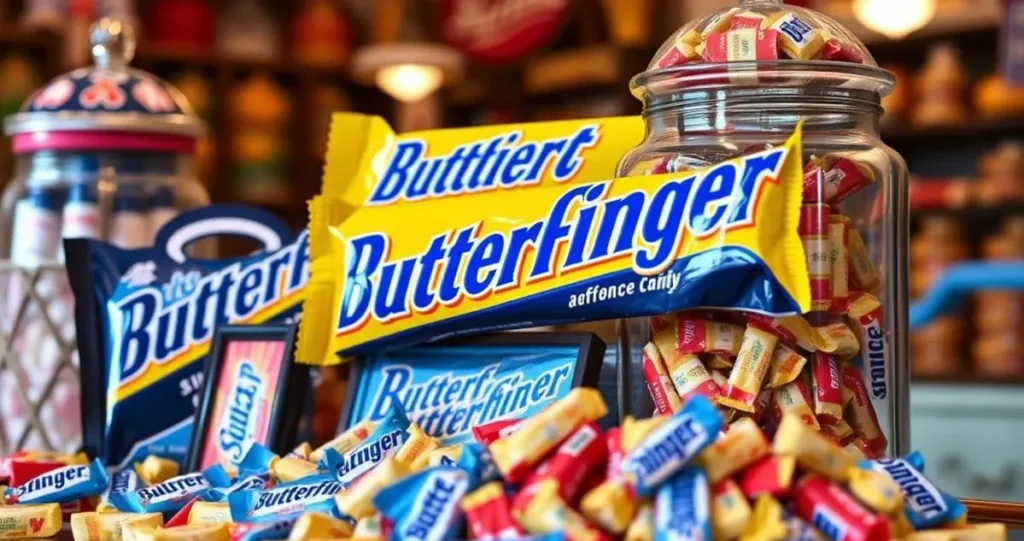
[0,389,1005,540]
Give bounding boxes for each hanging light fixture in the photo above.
[351,0,463,105]
[353,42,461,103]
[853,0,937,39]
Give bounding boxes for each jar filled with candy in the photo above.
[0,19,208,453]
[616,0,909,456]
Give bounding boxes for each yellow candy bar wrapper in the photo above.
[350,514,385,541]
[124,523,230,541]
[134,455,180,486]
[394,423,441,467]
[846,467,903,515]
[490,388,607,482]
[773,414,853,482]
[739,495,788,541]
[517,480,608,541]
[272,457,319,484]
[299,128,810,363]
[71,512,163,541]
[699,417,770,483]
[287,511,355,541]
[309,419,376,463]
[713,479,751,541]
[410,445,463,473]
[321,114,642,210]
[624,502,653,541]
[621,415,669,452]
[0,503,61,538]
[334,457,409,520]
[187,502,232,525]
[289,442,313,460]
[579,480,639,534]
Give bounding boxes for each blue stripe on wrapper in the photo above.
[373,466,471,541]
[228,473,342,523]
[860,451,966,529]
[110,464,231,518]
[654,466,712,541]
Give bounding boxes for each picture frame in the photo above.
[336,332,605,445]
[185,324,309,472]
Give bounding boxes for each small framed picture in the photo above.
[336,332,605,445]
[185,324,309,472]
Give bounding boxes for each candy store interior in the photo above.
[0,0,1023,538]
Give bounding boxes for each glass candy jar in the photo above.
[0,19,208,453]
[615,0,909,456]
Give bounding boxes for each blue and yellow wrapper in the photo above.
[299,126,809,364]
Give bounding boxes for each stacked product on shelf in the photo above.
[973,217,1024,376]
[910,217,969,376]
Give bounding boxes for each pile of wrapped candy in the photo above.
[653,6,866,67]
[0,389,1005,540]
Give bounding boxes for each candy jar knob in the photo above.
[90,18,136,71]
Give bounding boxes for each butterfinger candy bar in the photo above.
[865,452,967,529]
[703,28,780,62]
[621,396,722,497]
[799,203,832,312]
[663,352,722,406]
[515,422,606,510]
[653,466,712,540]
[641,343,683,415]
[848,227,880,294]
[698,417,770,483]
[669,317,745,357]
[298,113,811,362]
[774,414,853,482]
[772,377,819,430]
[740,455,796,499]
[841,359,887,456]
[769,12,825,60]
[766,342,805,388]
[0,503,62,538]
[309,419,376,463]
[490,388,606,482]
[188,501,231,525]
[271,457,318,483]
[719,326,778,413]
[829,215,851,313]
[334,458,408,520]
[462,482,524,540]
[394,423,441,467]
[848,292,890,404]
[811,352,843,423]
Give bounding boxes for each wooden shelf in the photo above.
[883,118,1024,145]
[911,203,1024,219]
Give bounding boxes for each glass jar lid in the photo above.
[633,0,894,101]
[4,18,206,141]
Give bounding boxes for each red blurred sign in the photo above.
[440,0,570,63]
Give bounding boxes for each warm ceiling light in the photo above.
[375,64,444,103]
[853,0,937,39]
[353,42,463,103]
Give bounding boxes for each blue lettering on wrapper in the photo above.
[337,147,789,336]
[367,126,599,206]
[345,344,582,445]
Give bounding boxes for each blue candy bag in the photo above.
[373,465,473,541]
[111,463,232,517]
[66,205,309,468]
[654,465,712,541]
[323,404,410,485]
[228,473,342,523]
[861,450,966,529]
[3,458,109,504]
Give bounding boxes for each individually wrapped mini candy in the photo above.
[111,464,232,518]
[3,458,109,505]
[861,451,967,530]
[299,129,810,362]
[373,466,472,541]
[0,503,63,538]
[323,404,411,485]
[228,473,342,523]
[654,466,712,541]
[66,206,308,468]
